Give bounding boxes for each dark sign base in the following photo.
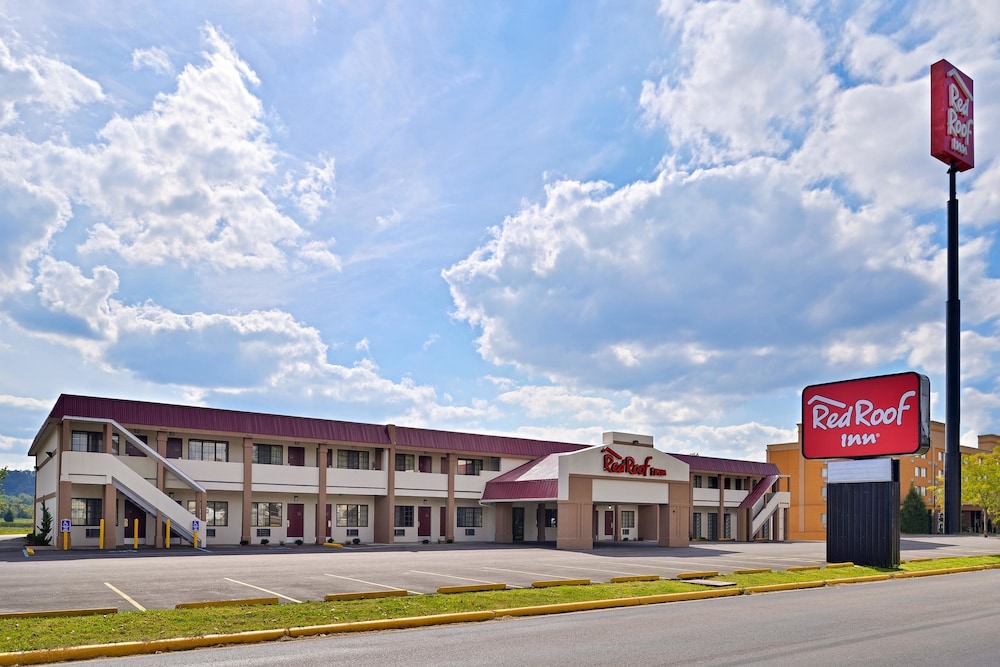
[826,462,900,568]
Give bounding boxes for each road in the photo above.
[2,534,998,612]
[70,568,998,666]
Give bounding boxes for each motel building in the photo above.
[29,395,790,551]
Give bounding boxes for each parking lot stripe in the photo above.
[224,578,302,603]
[323,573,422,595]
[104,583,145,611]
[482,566,576,580]
[554,564,647,577]
[408,570,521,589]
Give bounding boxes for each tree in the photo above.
[900,485,930,534]
[962,448,1000,537]
[0,467,7,486]
[35,500,52,546]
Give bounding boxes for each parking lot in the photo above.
[2,535,998,613]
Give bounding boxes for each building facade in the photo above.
[767,421,1000,540]
[30,395,788,550]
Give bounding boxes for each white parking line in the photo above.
[553,564,646,577]
[408,569,521,588]
[104,582,145,611]
[323,573,423,595]
[482,566,576,580]
[224,578,302,603]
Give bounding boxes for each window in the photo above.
[124,434,148,457]
[189,440,229,462]
[166,437,183,459]
[692,513,702,538]
[395,453,415,472]
[253,444,283,465]
[288,446,305,466]
[457,507,483,527]
[484,457,501,472]
[337,450,370,470]
[724,513,732,539]
[821,512,827,524]
[821,467,828,478]
[187,500,228,526]
[693,475,703,488]
[707,512,718,538]
[545,509,558,527]
[251,502,282,527]
[394,505,414,527]
[707,476,719,490]
[71,498,102,525]
[71,431,102,453]
[418,456,432,473]
[337,504,369,527]
[457,458,483,476]
[621,510,636,529]
[723,477,732,490]
[734,478,745,491]
[821,486,827,498]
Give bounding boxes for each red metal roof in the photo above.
[738,474,780,509]
[395,427,584,458]
[43,395,588,458]
[669,453,778,477]
[481,455,562,501]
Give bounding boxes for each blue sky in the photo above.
[2,0,999,470]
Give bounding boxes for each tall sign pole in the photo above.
[930,60,974,534]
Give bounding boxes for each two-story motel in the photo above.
[29,395,789,550]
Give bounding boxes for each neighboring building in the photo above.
[767,421,1000,540]
[29,395,788,551]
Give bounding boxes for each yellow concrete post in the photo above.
[166,519,171,549]
[99,519,105,550]
[133,518,138,550]
[193,530,199,549]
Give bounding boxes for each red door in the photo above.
[124,500,146,542]
[418,506,431,537]
[288,503,304,538]
[604,510,614,538]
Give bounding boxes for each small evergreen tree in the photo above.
[36,501,53,546]
[2,508,12,523]
[900,485,930,534]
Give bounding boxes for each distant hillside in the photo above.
[0,469,33,497]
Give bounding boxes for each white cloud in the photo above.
[375,209,402,229]
[282,155,336,223]
[640,0,835,164]
[0,32,104,127]
[131,47,173,75]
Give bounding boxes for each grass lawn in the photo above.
[2,554,999,655]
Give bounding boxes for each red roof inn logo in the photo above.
[601,447,667,477]
[802,372,930,460]
[931,59,974,172]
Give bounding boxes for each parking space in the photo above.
[2,535,997,613]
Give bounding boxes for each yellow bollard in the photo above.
[166,519,171,549]
[133,518,138,550]
[99,519,105,550]
[193,530,199,549]
[63,530,68,551]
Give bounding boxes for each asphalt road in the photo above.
[2,534,998,612]
[69,568,1000,666]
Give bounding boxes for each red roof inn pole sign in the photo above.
[931,60,974,172]
[801,373,930,460]
[931,60,974,534]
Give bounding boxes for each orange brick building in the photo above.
[767,421,999,540]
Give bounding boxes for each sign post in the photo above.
[931,59,974,534]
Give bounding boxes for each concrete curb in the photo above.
[437,583,506,594]
[531,578,590,588]
[0,608,117,620]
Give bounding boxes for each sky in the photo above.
[1,0,999,470]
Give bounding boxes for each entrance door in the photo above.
[512,507,524,542]
[288,503,304,538]
[418,506,431,537]
[604,510,615,540]
[124,499,146,544]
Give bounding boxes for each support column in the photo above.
[717,474,725,540]
[103,483,117,550]
[242,437,253,544]
[155,431,167,548]
[445,453,456,542]
[536,503,545,542]
[316,443,328,544]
